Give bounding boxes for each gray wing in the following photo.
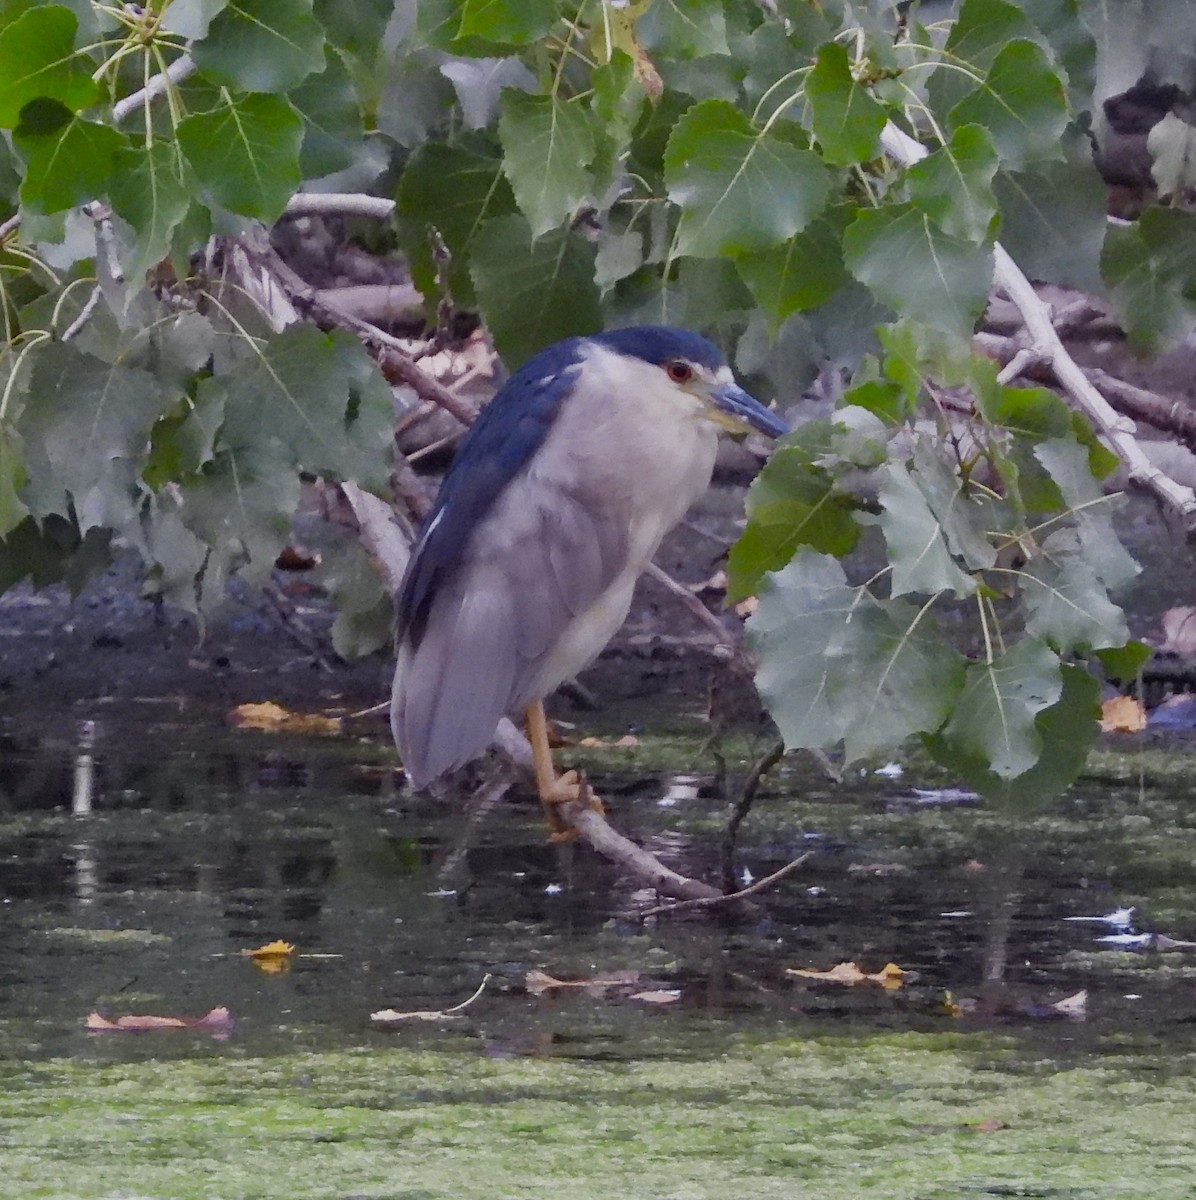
[391,478,627,788]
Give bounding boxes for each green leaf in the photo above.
[749,548,966,761]
[727,421,860,600]
[843,204,993,338]
[925,664,1098,813]
[497,92,597,238]
[456,0,559,45]
[1032,436,1139,591]
[637,0,729,58]
[734,213,850,331]
[14,101,127,214]
[313,0,392,56]
[806,41,886,166]
[108,140,194,284]
[290,49,365,178]
[665,98,831,257]
[948,40,1069,169]
[177,94,303,220]
[992,160,1107,293]
[876,460,977,597]
[216,324,393,484]
[19,342,179,524]
[935,637,1063,779]
[1095,640,1151,682]
[0,5,97,129]
[926,0,1039,114]
[907,124,998,243]
[909,439,999,571]
[469,214,601,365]
[1018,529,1130,652]
[0,422,28,537]
[395,136,517,306]
[191,0,325,93]
[1148,112,1196,197]
[1102,207,1196,353]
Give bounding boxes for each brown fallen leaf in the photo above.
[786,961,905,990]
[577,735,641,749]
[525,968,641,996]
[86,1007,234,1036]
[371,975,491,1027]
[629,989,681,1005]
[967,1118,1010,1134]
[228,702,341,736]
[1100,695,1146,733]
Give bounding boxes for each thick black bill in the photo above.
[711,382,789,438]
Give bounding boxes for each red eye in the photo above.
[665,360,694,384]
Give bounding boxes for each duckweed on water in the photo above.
[3,1034,1196,1200]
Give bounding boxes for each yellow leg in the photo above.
[525,701,595,841]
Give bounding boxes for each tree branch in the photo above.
[881,121,1196,531]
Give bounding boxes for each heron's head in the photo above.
[590,326,788,439]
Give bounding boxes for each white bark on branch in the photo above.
[881,122,1196,529]
[284,194,397,221]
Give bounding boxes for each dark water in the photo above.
[3,708,1196,1067]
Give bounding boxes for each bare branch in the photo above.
[111,53,196,124]
[635,851,813,919]
[283,193,397,221]
[882,121,1196,530]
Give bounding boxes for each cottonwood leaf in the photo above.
[925,664,1098,813]
[396,136,516,305]
[948,40,1068,170]
[15,102,127,214]
[806,42,886,166]
[498,92,597,238]
[1102,206,1196,352]
[734,213,851,332]
[1149,112,1196,197]
[749,549,965,760]
[727,423,859,601]
[456,0,559,46]
[1019,531,1130,652]
[843,205,992,338]
[290,48,365,178]
[935,638,1062,779]
[665,99,831,257]
[637,0,728,58]
[0,424,27,538]
[108,140,195,285]
[177,94,303,219]
[877,461,977,597]
[908,440,998,571]
[992,160,1107,293]
[907,124,998,243]
[470,214,600,365]
[0,6,97,128]
[191,0,325,93]
[19,343,178,524]
[927,0,1040,114]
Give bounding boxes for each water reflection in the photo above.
[2,713,1196,1065]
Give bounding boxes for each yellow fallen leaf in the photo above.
[1100,695,1145,733]
[243,940,296,959]
[228,702,342,735]
[786,961,905,990]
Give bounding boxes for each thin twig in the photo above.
[720,738,785,889]
[635,851,813,919]
[642,562,742,652]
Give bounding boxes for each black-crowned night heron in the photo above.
[391,325,787,829]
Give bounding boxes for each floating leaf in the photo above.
[228,701,342,735]
[786,961,905,989]
[86,1007,234,1035]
